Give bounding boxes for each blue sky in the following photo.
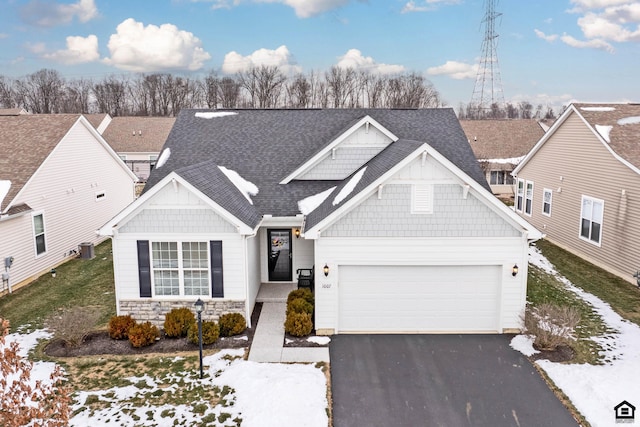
[1,0,639,110]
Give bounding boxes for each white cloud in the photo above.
[426,60,477,80]
[534,29,558,42]
[335,49,405,75]
[104,19,211,72]
[43,34,99,64]
[203,0,356,17]
[20,0,98,27]
[222,45,301,74]
[569,0,632,12]
[401,0,461,13]
[560,33,615,52]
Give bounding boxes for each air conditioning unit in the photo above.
[79,242,95,259]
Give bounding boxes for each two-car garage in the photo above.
[337,265,502,333]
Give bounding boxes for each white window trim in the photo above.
[542,188,552,217]
[516,179,525,213]
[411,184,434,214]
[32,212,47,258]
[579,195,604,247]
[524,181,534,217]
[150,241,211,298]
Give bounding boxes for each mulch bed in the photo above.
[529,344,576,363]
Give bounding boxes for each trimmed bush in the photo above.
[287,288,314,306]
[287,298,314,316]
[284,312,313,337]
[187,321,220,345]
[164,307,196,338]
[128,322,159,348]
[108,315,137,340]
[218,313,247,337]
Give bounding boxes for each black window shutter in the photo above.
[210,241,224,298]
[137,240,152,298]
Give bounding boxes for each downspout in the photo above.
[243,227,259,328]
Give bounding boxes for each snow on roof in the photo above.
[155,147,171,168]
[479,156,525,165]
[595,125,613,143]
[618,116,640,126]
[195,112,238,119]
[0,180,11,206]
[581,107,616,112]
[219,166,259,205]
[333,167,366,206]
[298,186,336,215]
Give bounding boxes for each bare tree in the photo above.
[202,71,220,109]
[14,69,65,113]
[93,75,129,116]
[286,73,312,108]
[519,101,533,119]
[325,66,357,108]
[218,76,241,108]
[0,76,16,108]
[238,65,286,108]
[60,78,92,113]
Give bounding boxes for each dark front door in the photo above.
[267,229,292,281]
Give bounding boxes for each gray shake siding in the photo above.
[120,208,237,234]
[324,184,520,238]
[299,147,387,180]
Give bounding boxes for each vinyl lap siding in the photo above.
[517,112,640,282]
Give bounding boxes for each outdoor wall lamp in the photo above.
[194,298,205,379]
[633,271,640,287]
[323,264,330,277]
[512,264,519,277]
[294,228,300,238]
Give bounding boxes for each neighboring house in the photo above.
[101,117,176,181]
[83,113,112,134]
[100,109,541,334]
[513,103,640,285]
[460,120,545,197]
[0,114,137,294]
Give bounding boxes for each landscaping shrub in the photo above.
[128,322,160,348]
[287,288,314,306]
[187,321,220,345]
[164,307,196,338]
[284,312,313,337]
[218,313,246,337]
[523,303,581,350]
[46,306,101,347]
[108,315,137,340]
[287,298,314,316]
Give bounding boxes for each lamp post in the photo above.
[194,298,204,379]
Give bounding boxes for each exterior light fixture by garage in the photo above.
[323,264,330,277]
[194,298,205,379]
[294,228,301,238]
[512,264,519,277]
[633,270,640,287]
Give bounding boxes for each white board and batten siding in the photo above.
[258,227,314,283]
[113,182,248,310]
[0,119,135,288]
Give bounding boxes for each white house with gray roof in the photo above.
[100,108,541,334]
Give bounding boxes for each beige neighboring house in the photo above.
[102,117,176,181]
[513,103,640,285]
[460,120,545,197]
[83,113,112,134]
[0,113,137,294]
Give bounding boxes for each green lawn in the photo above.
[0,240,116,332]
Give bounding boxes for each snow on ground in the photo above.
[2,334,328,427]
[306,336,331,345]
[512,246,640,425]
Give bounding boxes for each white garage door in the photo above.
[338,265,501,333]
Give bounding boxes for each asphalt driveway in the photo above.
[330,335,578,427]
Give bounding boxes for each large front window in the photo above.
[152,242,209,296]
[580,196,604,245]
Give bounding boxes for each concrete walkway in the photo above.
[248,283,330,363]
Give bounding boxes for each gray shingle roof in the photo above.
[146,109,488,225]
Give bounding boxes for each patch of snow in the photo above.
[580,106,615,112]
[155,147,170,168]
[509,335,539,356]
[333,167,366,206]
[0,180,10,206]
[307,336,331,345]
[595,124,612,143]
[618,116,640,126]
[479,156,525,164]
[219,166,259,205]
[233,335,248,341]
[298,186,336,215]
[195,111,238,119]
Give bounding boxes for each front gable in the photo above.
[280,115,397,183]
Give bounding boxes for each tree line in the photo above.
[459,100,559,120]
[0,67,444,117]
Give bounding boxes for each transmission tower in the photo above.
[470,0,505,117]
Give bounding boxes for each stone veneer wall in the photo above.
[119,300,246,327]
